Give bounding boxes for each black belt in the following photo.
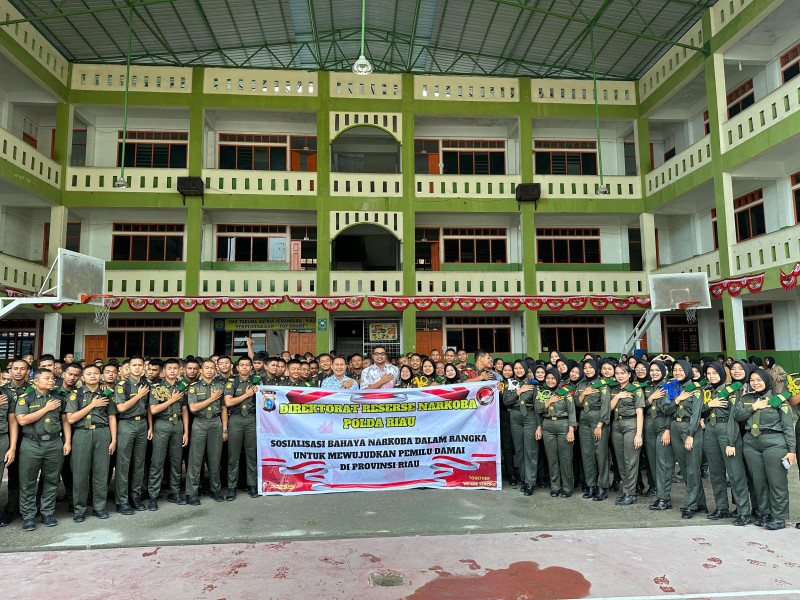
[159,414,180,422]
[76,425,109,430]
[616,414,636,420]
[119,415,144,421]
[674,416,692,422]
[710,417,729,424]
[756,429,782,435]
[547,416,568,421]
[24,433,61,442]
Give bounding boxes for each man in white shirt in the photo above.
[360,347,399,389]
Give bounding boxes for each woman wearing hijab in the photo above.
[532,364,547,386]
[503,360,540,496]
[703,361,750,523]
[443,363,461,385]
[764,357,787,395]
[567,362,585,493]
[633,359,656,497]
[575,357,611,501]
[609,363,644,505]
[599,358,622,492]
[730,358,758,517]
[645,360,674,511]
[410,358,437,387]
[536,368,576,497]
[734,368,795,529]
[396,365,414,388]
[663,360,707,518]
[498,363,517,487]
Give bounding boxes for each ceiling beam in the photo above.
[0,0,176,27]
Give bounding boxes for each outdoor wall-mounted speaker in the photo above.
[177,176,204,196]
[516,183,541,209]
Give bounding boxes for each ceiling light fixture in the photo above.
[115,1,134,189]
[738,60,742,71]
[352,0,373,75]
[590,25,609,196]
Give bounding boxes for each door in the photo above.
[84,335,107,362]
[430,242,440,271]
[428,153,439,174]
[415,330,443,357]
[287,331,316,356]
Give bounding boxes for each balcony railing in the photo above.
[66,167,186,193]
[0,253,51,294]
[639,19,704,103]
[330,173,402,197]
[106,270,185,297]
[536,271,647,296]
[71,64,192,93]
[0,127,61,188]
[203,169,317,195]
[416,272,523,296]
[710,0,758,35]
[330,73,402,98]
[200,271,316,295]
[415,174,519,198]
[646,136,711,195]
[655,250,721,278]
[731,224,800,276]
[204,69,317,96]
[538,175,641,199]
[331,271,402,295]
[532,79,635,106]
[722,78,800,153]
[0,0,68,85]
[415,76,519,102]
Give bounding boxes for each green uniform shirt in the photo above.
[535,387,577,427]
[149,379,185,422]
[223,375,256,417]
[187,379,225,419]
[115,375,149,420]
[66,386,117,429]
[278,378,307,387]
[735,391,796,447]
[610,384,645,419]
[16,389,64,437]
[575,379,611,426]
[0,383,25,434]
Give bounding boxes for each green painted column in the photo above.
[403,307,416,354]
[519,79,538,358]
[185,202,202,296]
[315,72,331,355]
[315,306,330,354]
[188,67,205,177]
[183,310,200,357]
[53,103,74,182]
[400,73,417,355]
[635,117,650,177]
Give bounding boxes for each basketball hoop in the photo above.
[678,301,700,324]
[81,294,115,329]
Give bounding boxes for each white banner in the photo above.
[257,383,501,495]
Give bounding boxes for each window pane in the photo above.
[125,331,143,357]
[462,329,479,353]
[112,236,129,261]
[587,328,605,352]
[217,236,233,261]
[478,328,494,351]
[537,239,553,263]
[443,239,460,263]
[268,237,286,262]
[459,152,474,175]
[535,152,551,175]
[489,152,505,175]
[169,144,187,168]
[251,237,269,261]
[234,237,251,261]
[148,236,165,261]
[475,239,491,263]
[473,152,489,175]
[161,331,180,356]
[585,239,601,263]
[71,144,86,167]
[165,236,183,261]
[490,239,506,263]
[736,210,751,241]
[270,147,287,171]
[446,330,462,349]
[750,204,766,237]
[568,239,584,263]
[460,239,475,263]
[219,145,236,169]
[130,236,148,261]
[152,144,170,168]
[566,152,581,175]
[494,328,511,353]
[553,239,569,263]
[442,152,458,175]
[581,152,597,175]
[143,331,161,357]
[237,146,254,170]
[108,331,126,357]
[540,328,557,352]
[551,152,566,175]
[556,328,573,352]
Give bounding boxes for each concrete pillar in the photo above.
[722,295,747,358]
[402,307,417,354]
[697,307,720,353]
[47,205,68,266]
[638,211,657,272]
[183,311,199,357]
[644,313,663,355]
[42,312,62,357]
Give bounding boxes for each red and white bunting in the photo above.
[780,262,800,291]
[708,274,764,299]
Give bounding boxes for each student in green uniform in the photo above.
[57,362,83,513]
[609,363,644,505]
[186,360,228,505]
[66,364,117,522]
[114,355,150,515]
[633,360,656,497]
[0,367,19,508]
[646,361,674,511]
[224,356,259,500]
[502,360,540,496]
[280,360,307,387]
[536,368,576,498]
[734,368,796,530]
[575,358,611,501]
[147,358,189,508]
[0,358,25,526]
[15,369,71,531]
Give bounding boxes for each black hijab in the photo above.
[635,359,651,384]
[730,359,753,383]
[673,359,693,384]
[751,368,773,395]
[650,360,667,384]
[581,358,599,382]
[704,361,727,391]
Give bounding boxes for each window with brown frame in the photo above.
[117,131,188,168]
[726,79,754,119]
[415,227,441,271]
[534,140,597,175]
[290,136,317,172]
[664,147,676,161]
[414,139,440,174]
[718,309,726,352]
[445,316,511,354]
[290,226,317,270]
[0,319,37,360]
[442,228,507,264]
[441,139,505,175]
[703,110,710,135]
[623,141,637,176]
[792,172,800,224]
[42,222,81,265]
[733,189,766,242]
[627,228,642,271]
[107,318,181,358]
[111,223,184,262]
[743,303,774,351]
[71,129,87,166]
[711,209,719,250]
[663,315,699,353]
[536,228,600,264]
[216,224,287,262]
[781,43,800,84]
[219,133,288,171]
[540,315,605,353]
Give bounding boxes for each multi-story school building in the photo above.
[0,0,798,369]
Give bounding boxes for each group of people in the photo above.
[1,347,798,533]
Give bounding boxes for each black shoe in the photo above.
[672,475,684,484]
[186,495,201,506]
[42,515,58,527]
[733,515,752,526]
[95,510,110,520]
[707,509,730,520]
[73,513,85,523]
[550,490,559,498]
[225,489,236,501]
[147,498,158,511]
[561,491,572,498]
[615,494,636,506]
[131,497,147,512]
[756,514,772,527]
[211,492,225,503]
[635,483,644,496]
[167,493,187,505]
[795,522,800,530]
[649,499,671,511]
[198,488,207,498]
[609,481,620,492]
[0,511,13,527]
[508,477,518,487]
[729,510,739,518]
[116,503,134,516]
[67,503,74,514]
[644,486,656,498]
[765,518,786,530]
[701,466,710,479]
[523,485,533,497]
[681,509,693,519]
[248,486,259,498]
[537,479,548,489]
[581,482,589,493]
[582,486,596,499]
[696,505,708,513]
[22,519,35,532]
[592,489,607,502]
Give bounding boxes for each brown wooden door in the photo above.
[288,331,316,356]
[416,330,443,357]
[428,153,439,174]
[84,335,107,362]
[430,242,440,271]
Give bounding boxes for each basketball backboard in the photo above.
[648,273,711,312]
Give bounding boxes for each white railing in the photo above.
[710,0,758,35]
[330,111,402,141]
[202,169,317,195]
[532,79,636,105]
[536,271,647,296]
[330,272,403,295]
[416,272,524,296]
[538,175,641,199]
[414,76,519,102]
[66,167,186,193]
[415,174,520,198]
[646,136,711,195]
[639,19,704,103]
[0,253,51,293]
[655,250,721,278]
[731,224,800,276]
[0,127,61,188]
[330,173,402,197]
[71,64,192,93]
[330,72,402,98]
[722,78,800,153]
[204,69,317,96]
[0,0,68,84]
[200,270,316,296]
[106,270,185,297]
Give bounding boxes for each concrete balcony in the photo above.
[0,127,62,188]
[330,173,402,197]
[331,271,402,295]
[655,250,721,279]
[538,175,641,199]
[536,271,647,296]
[71,63,192,93]
[106,270,186,297]
[646,136,711,195]
[532,79,636,106]
[415,174,519,199]
[731,224,800,276]
[66,167,186,193]
[416,271,523,296]
[203,169,317,195]
[200,270,316,296]
[0,253,51,294]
